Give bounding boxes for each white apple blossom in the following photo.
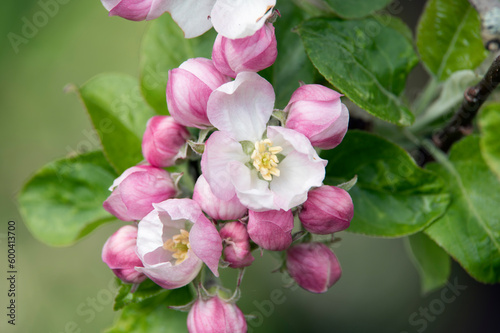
[201,72,327,212]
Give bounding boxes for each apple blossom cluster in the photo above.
[99,2,353,332]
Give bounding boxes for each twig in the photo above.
[416,55,500,166]
[432,55,500,153]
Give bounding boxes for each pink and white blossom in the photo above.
[187,295,247,333]
[212,23,277,78]
[102,225,146,284]
[136,199,222,289]
[286,242,342,293]
[142,115,190,167]
[101,0,169,22]
[201,72,327,212]
[193,175,247,221]
[285,84,349,150]
[103,165,177,221]
[247,209,293,251]
[220,221,254,268]
[101,0,276,39]
[167,58,230,129]
[299,185,354,234]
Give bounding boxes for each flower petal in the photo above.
[267,127,327,210]
[136,251,203,289]
[211,0,276,39]
[228,161,276,211]
[201,131,248,201]
[190,214,223,276]
[207,72,274,142]
[168,0,216,38]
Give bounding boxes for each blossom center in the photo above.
[163,229,190,265]
[251,139,283,181]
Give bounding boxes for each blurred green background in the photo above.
[0,1,498,332]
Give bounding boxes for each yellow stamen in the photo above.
[251,139,283,181]
[163,229,190,265]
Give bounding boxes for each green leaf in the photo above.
[425,136,500,283]
[324,0,393,19]
[263,1,315,108]
[298,17,418,126]
[406,232,451,294]
[417,0,488,81]
[114,278,167,311]
[79,73,156,173]
[18,151,117,246]
[322,131,450,237]
[479,103,500,180]
[140,14,216,114]
[106,286,192,333]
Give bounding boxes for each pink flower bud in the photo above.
[101,0,167,21]
[285,84,349,149]
[142,116,190,167]
[103,165,177,221]
[212,23,277,78]
[299,186,353,234]
[193,175,247,221]
[187,295,247,333]
[286,242,341,293]
[102,225,146,284]
[247,209,294,251]
[220,222,255,268]
[167,58,231,129]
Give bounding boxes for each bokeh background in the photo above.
[1,1,499,332]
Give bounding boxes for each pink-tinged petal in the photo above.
[247,210,293,251]
[104,166,177,221]
[136,251,203,289]
[309,104,349,149]
[107,0,169,21]
[103,188,131,221]
[155,198,204,222]
[211,0,276,39]
[120,170,177,220]
[227,161,276,211]
[167,68,213,128]
[286,243,342,293]
[286,85,348,150]
[220,222,254,268]
[101,0,122,12]
[102,225,147,284]
[266,127,327,210]
[108,165,147,191]
[207,72,275,142]
[286,99,342,140]
[201,131,248,201]
[287,84,343,105]
[212,23,277,78]
[193,175,247,220]
[299,185,353,234]
[179,58,229,90]
[167,58,229,129]
[142,116,190,167]
[187,296,247,333]
[190,214,223,276]
[270,151,326,211]
[168,0,215,38]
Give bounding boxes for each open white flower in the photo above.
[102,0,276,39]
[201,72,327,212]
